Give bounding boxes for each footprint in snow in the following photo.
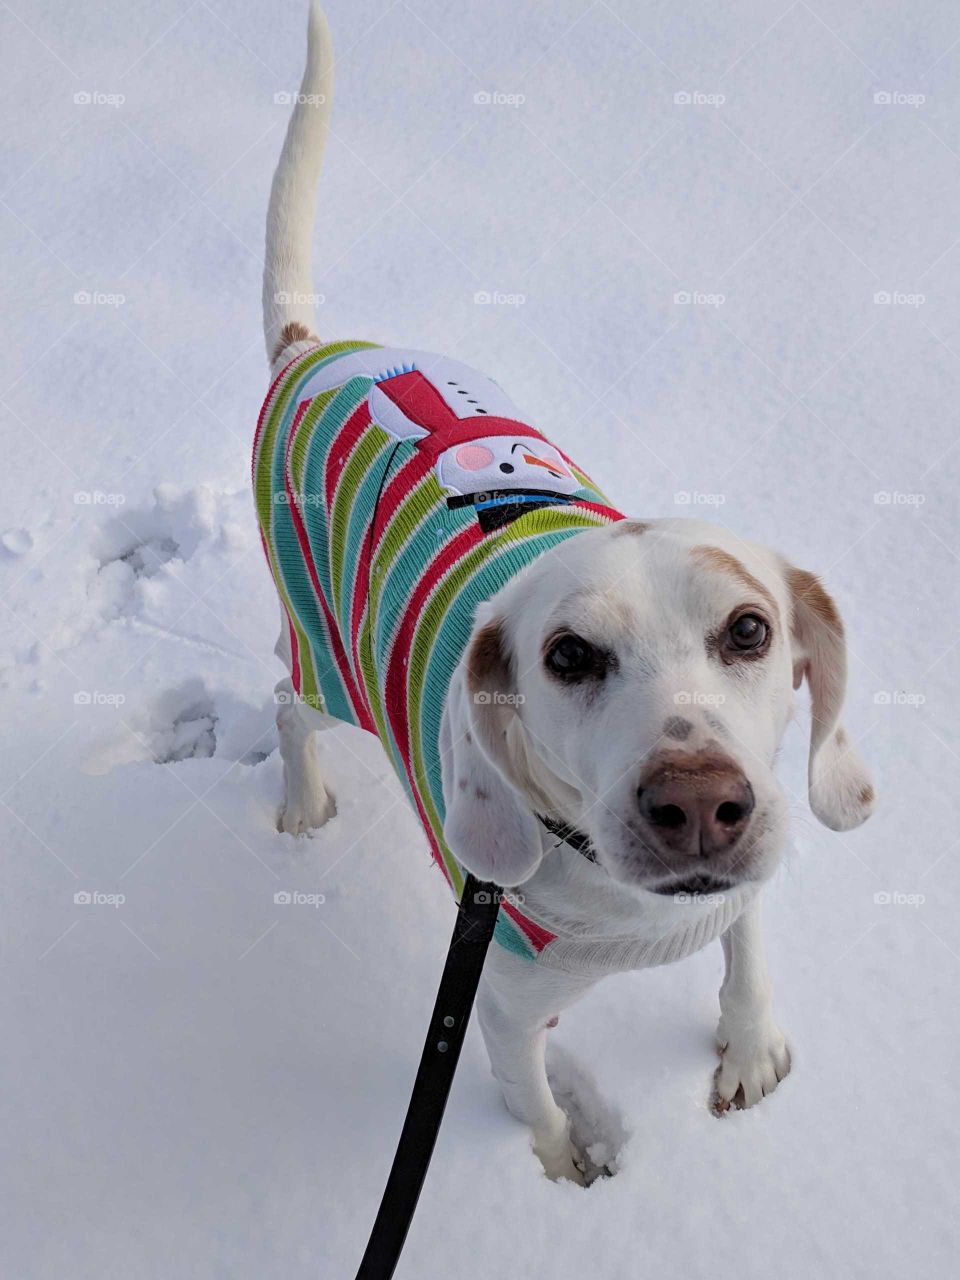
[82,679,218,774]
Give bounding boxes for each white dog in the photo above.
[255,4,875,1185]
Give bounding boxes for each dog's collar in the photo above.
[537,813,597,863]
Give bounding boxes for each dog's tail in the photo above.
[262,1,333,365]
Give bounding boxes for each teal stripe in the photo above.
[300,377,373,608]
[338,430,396,639]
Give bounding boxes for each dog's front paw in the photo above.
[712,1020,791,1113]
[278,791,336,836]
[533,1128,587,1186]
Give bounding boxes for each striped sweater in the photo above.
[253,340,624,962]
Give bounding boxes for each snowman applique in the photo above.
[366,353,580,532]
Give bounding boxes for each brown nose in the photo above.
[637,753,754,857]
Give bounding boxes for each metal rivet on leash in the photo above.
[442,1015,455,1028]
[436,1040,449,1053]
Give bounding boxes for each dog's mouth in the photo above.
[649,874,733,898]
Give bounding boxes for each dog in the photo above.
[255,3,875,1185]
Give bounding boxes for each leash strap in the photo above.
[354,874,502,1280]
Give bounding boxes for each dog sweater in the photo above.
[253,339,624,962]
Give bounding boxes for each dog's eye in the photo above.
[545,634,604,680]
[727,614,768,651]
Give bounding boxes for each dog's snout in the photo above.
[637,753,754,857]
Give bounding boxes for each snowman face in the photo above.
[437,435,579,497]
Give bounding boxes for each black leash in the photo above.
[353,874,502,1280]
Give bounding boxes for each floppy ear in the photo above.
[784,564,876,831]
[441,617,573,885]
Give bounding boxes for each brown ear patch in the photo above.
[272,321,315,364]
[611,520,651,537]
[466,619,511,699]
[786,566,843,640]
[691,546,778,616]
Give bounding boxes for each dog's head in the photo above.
[442,518,875,894]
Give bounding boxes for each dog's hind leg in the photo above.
[477,945,596,1185]
[275,676,338,835]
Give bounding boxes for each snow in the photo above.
[1,1,958,1277]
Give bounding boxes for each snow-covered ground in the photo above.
[2,1,958,1276]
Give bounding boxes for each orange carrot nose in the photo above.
[522,452,565,473]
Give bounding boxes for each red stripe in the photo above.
[284,402,375,732]
[348,449,435,676]
[501,899,556,952]
[382,523,486,780]
[252,343,321,481]
[287,614,301,694]
[324,399,373,513]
